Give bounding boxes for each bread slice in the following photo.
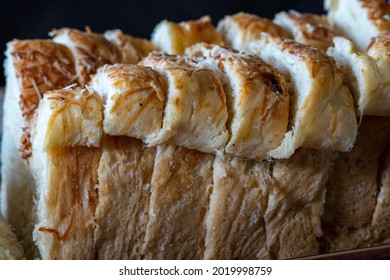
[142,145,214,259]
[0,216,24,260]
[90,64,166,141]
[140,53,228,154]
[249,34,357,158]
[30,88,102,259]
[322,117,390,252]
[327,36,389,115]
[274,11,336,50]
[217,12,290,50]
[204,155,269,259]
[325,0,390,51]
[51,28,123,85]
[371,145,390,245]
[1,40,76,258]
[104,30,156,63]
[95,136,156,259]
[265,148,336,259]
[186,43,289,160]
[151,16,223,55]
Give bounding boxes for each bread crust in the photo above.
[152,16,223,55]
[52,28,123,86]
[274,11,336,50]
[95,136,156,259]
[217,12,290,50]
[142,145,214,259]
[322,117,390,252]
[104,29,156,63]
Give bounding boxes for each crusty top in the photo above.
[104,29,156,63]
[218,12,290,44]
[8,40,77,159]
[360,0,390,31]
[175,16,224,48]
[152,16,224,55]
[51,28,123,86]
[274,11,337,50]
[259,34,337,74]
[367,31,390,53]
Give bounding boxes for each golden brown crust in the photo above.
[105,29,156,62]
[360,0,390,31]
[275,11,337,50]
[367,31,390,51]
[261,35,338,76]
[217,12,291,50]
[153,16,224,55]
[230,12,289,38]
[177,16,224,46]
[8,40,77,159]
[51,28,123,86]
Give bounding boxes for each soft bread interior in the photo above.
[90,64,166,141]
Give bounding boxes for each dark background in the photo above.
[0,0,325,86]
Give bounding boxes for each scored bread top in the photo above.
[217,12,290,50]
[152,16,224,55]
[90,64,166,140]
[186,43,289,160]
[140,52,229,153]
[249,33,357,157]
[31,88,103,150]
[273,11,337,50]
[51,28,123,86]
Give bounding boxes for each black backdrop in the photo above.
[0,0,324,85]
